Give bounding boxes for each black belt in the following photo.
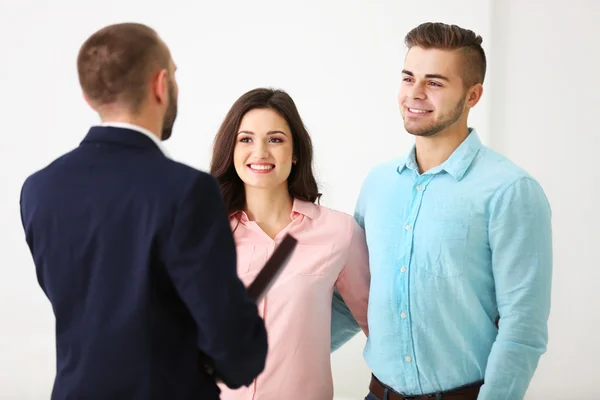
[369,375,483,400]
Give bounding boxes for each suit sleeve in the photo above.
[164,172,268,389]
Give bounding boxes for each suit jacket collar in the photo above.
[81,124,170,158]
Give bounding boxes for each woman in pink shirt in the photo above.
[210,88,370,400]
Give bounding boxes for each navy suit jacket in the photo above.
[19,126,268,400]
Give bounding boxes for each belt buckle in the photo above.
[409,394,442,400]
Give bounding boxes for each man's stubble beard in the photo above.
[404,94,466,138]
[160,80,178,141]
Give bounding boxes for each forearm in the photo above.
[480,259,551,399]
[479,316,548,399]
[331,288,362,352]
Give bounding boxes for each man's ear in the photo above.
[466,83,483,109]
[151,68,169,105]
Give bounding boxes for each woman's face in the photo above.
[233,108,295,191]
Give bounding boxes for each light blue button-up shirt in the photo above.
[331,129,552,400]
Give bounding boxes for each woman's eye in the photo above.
[239,137,251,143]
[269,137,283,143]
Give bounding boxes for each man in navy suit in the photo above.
[19,22,268,400]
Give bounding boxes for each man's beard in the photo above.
[405,95,466,137]
[161,80,178,141]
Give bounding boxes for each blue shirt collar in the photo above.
[398,128,482,181]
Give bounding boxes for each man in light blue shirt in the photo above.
[331,22,552,400]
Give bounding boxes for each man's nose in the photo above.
[408,82,426,100]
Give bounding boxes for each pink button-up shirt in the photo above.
[218,199,370,400]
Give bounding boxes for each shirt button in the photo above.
[400,312,407,318]
[416,185,423,191]
[400,266,407,273]
[405,225,412,231]
[405,355,412,362]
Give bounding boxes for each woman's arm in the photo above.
[333,219,370,344]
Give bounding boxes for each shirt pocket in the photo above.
[418,219,469,278]
[290,244,333,276]
[236,244,267,279]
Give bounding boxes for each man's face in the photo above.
[161,59,178,141]
[398,47,470,137]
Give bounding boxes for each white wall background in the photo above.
[0,0,597,399]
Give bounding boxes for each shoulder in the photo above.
[21,148,218,205]
[348,157,405,214]
[156,160,222,206]
[309,203,363,237]
[477,146,532,180]
[20,149,78,197]
[313,203,353,221]
[475,146,550,209]
[162,159,217,187]
[476,145,544,191]
[356,156,405,199]
[365,157,404,182]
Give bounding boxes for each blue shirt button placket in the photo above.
[403,176,432,392]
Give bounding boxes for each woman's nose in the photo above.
[254,142,269,158]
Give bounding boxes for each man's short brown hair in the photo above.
[404,22,486,88]
[77,23,170,113]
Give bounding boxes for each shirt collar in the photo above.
[398,128,482,181]
[291,198,317,219]
[230,198,317,222]
[98,122,170,158]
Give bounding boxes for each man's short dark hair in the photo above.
[77,23,170,113]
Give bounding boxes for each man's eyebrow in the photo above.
[402,69,450,81]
